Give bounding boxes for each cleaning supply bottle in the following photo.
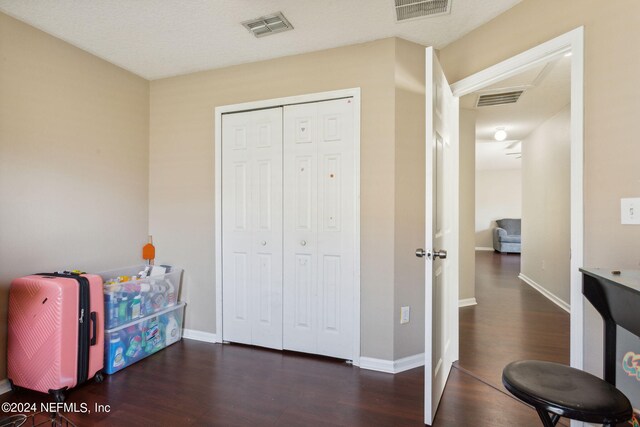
[109,336,126,371]
[151,292,165,311]
[165,314,180,345]
[166,279,176,305]
[111,295,119,326]
[124,326,143,359]
[144,318,161,353]
[126,335,143,359]
[143,292,154,316]
[130,294,142,319]
[104,292,114,327]
[119,295,129,322]
[139,283,150,316]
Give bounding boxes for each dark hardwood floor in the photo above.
[459,251,570,392]
[0,251,571,426]
[1,341,547,426]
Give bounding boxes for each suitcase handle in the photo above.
[90,312,97,346]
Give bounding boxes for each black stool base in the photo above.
[535,408,560,427]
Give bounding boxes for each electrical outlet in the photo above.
[400,306,410,324]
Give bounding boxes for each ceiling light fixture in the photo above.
[494,128,508,142]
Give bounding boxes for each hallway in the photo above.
[458,250,570,391]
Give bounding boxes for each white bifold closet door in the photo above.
[222,107,283,350]
[283,98,355,360]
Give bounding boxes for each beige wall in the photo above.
[0,13,150,378]
[475,169,522,248]
[521,106,570,304]
[149,38,422,360]
[459,110,476,300]
[393,39,426,359]
[440,0,640,375]
[8,0,627,375]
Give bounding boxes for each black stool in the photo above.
[503,360,632,427]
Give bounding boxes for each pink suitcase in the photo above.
[8,272,105,402]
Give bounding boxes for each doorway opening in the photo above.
[423,28,584,425]
[458,52,572,391]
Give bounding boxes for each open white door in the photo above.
[418,47,459,425]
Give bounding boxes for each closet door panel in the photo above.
[222,98,355,359]
[284,98,355,359]
[316,99,355,359]
[283,103,318,354]
[222,116,253,345]
[222,107,283,349]
[251,111,283,349]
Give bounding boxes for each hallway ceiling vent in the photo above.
[394,0,452,22]
[476,90,525,107]
[242,12,294,38]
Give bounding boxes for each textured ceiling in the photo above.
[465,55,571,171]
[0,0,521,80]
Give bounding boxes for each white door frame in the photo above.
[450,27,585,375]
[214,88,362,365]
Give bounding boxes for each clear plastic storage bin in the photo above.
[104,302,185,375]
[99,264,182,329]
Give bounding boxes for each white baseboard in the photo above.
[518,273,571,313]
[359,357,394,373]
[0,379,12,395]
[394,353,425,373]
[182,328,219,343]
[360,353,424,374]
[475,247,494,251]
[458,297,477,308]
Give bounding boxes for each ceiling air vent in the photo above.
[394,0,452,22]
[242,12,293,38]
[476,90,525,107]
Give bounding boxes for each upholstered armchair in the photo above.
[492,218,521,253]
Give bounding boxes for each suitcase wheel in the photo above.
[50,390,65,403]
[94,371,104,383]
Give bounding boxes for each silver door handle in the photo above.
[416,248,446,259]
[261,241,267,246]
[433,249,447,259]
[300,240,307,246]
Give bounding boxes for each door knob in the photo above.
[261,241,267,246]
[416,248,447,259]
[433,249,447,259]
[300,240,307,246]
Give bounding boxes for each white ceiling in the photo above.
[464,55,571,171]
[0,0,521,80]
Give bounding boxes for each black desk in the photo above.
[581,268,640,385]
